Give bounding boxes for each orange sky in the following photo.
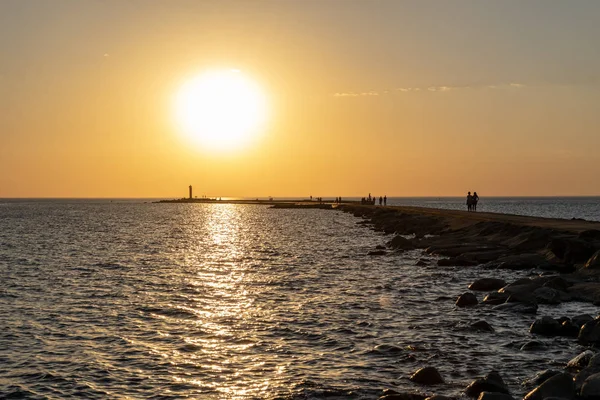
[1,1,599,198]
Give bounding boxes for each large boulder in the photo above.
[579,317,600,346]
[548,237,597,264]
[410,366,444,385]
[567,350,595,370]
[522,370,561,387]
[523,372,575,400]
[573,314,595,328]
[469,278,507,291]
[530,317,562,336]
[575,354,600,392]
[465,371,510,398]
[456,292,478,307]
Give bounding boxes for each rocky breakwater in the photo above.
[335,204,600,400]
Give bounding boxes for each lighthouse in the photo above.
[189,185,192,200]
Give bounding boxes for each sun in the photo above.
[174,69,268,151]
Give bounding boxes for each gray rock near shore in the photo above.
[578,317,600,346]
[468,278,507,291]
[560,320,581,337]
[530,316,561,336]
[575,354,600,392]
[533,287,561,304]
[580,372,600,399]
[523,372,575,400]
[476,392,514,400]
[389,236,416,250]
[522,370,561,387]
[464,371,510,398]
[482,292,510,305]
[567,350,595,370]
[470,320,495,333]
[410,366,444,385]
[585,250,600,269]
[456,292,478,307]
[520,340,546,351]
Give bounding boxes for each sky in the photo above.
[1,0,599,198]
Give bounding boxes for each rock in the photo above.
[585,250,600,269]
[543,277,571,292]
[456,292,478,307]
[469,278,507,291]
[573,314,595,328]
[439,257,478,267]
[379,393,428,400]
[533,287,561,305]
[569,283,600,303]
[530,317,561,336]
[482,292,510,305]
[389,236,416,250]
[520,340,546,351]
[465,371,510,398]
[575,354,600,392]
[579,317,600,346]
[368,250,387,256]
[522,370,561,387]
[580,372,600,399]
[580,230,600,241]
[560,320,580,337]
[486,254,555,270]
[493,302,537,314]
[416,260,427,266]
[523,372,575,400]
[567,350,595,370]
[477,393,514,400]
[376,245,386,250]
[470,320,495,333]
[425,396,455,400]
[410,366,444,385]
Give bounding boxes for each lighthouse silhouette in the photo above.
[189,185,192,200]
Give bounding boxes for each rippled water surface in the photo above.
[0,201,597,399]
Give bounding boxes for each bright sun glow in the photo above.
[175,70,268,151]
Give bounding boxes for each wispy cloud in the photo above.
[333,82,526,97]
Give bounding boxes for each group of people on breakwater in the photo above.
[361,193,387,206]
[466,191,479,211]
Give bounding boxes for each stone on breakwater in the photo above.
[477,392,514,400]
[523,372,575,400]
[468,278,506,291]
[567,350,595,370]
[470,320,494,333]
[585,250,600,269]
[410,366,444,385]
[482,292,510,305]
[520,340,546,351]
[456,292,478,307]
[578,317,600,346]
[522,370,561,387]
[533,287,561,305]
[581,373,600,399]
[464,371,510,398]
[389,236,416,251]
[530,316,561,336]
[575,354,600,392]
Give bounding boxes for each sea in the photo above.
[1,197,599,399]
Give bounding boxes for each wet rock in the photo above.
[520,340,546,351]
[368,250,387,256]
[465,371,510,398]
[493,302,537,314]
[533,287,561,305]
[560,320,580,337]
[482,292,510,305]
[530,316,561,336]
[425,396,455,400]
[477,393,514,400]
[548,237,597,264]
[523,372,575,400]
[379,393,428,400]
[389,236,416,250]
[575,354,600,392]
[568,283,600,303]
[438,257,478,267]
[581,372,600,399]
[456,292,478,307]
[522,370,561,387]
[468,278,507,291]
[373,344,404,354]
[585,250,600,269]
[416,260,427,267]
[410,366,444,385]
[376,245,386,250]
[573,314,595,328]
[470,320,494,333]
[485,254,554,271]
[579,317,600,346]
[543,277,571,292]
[567,350,595,370]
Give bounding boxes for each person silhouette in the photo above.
[472,192,479,211]
[466,192,473,211]
[379,196,383,205]
[384,195,387,206]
